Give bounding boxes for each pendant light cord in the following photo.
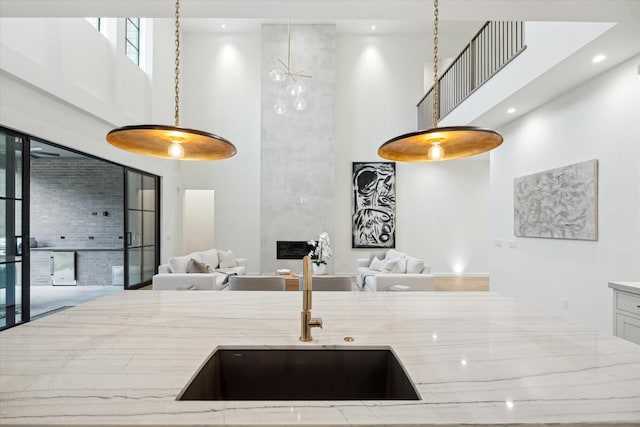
[287,20,292,71]
[433,0,439,128]
[174,0,181,127]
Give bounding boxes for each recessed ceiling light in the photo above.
[592,54,606,63]
[371,25,376,31]
[507,108,516,114]
[221,24,226,30]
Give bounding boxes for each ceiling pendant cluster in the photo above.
[268,22,312,114]
[106,0,236,161]
[378,0,503,162]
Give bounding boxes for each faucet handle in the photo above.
[310,317,323,329]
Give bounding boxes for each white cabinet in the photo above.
[609,282,640,345]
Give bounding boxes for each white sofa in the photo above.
[152,248,247,290]
[356,249,435,292]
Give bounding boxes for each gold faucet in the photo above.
[300,256,323,341]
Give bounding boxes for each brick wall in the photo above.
[30,157,124,286]
[31,250,124,286]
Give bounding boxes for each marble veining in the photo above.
[1,291,640,426]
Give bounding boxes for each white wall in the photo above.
[490,55,640,333]
[334,33,491,275]
[183,190,215,254]
[0,18,151,124]
[178,32,262,273]
[0,17,184,261]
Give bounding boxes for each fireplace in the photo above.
[277,241,313,260]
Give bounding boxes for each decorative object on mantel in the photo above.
[352,162,396,248]
[514,159,598,240]
[268,21,312,114]
[308,232,332,275]
[377,0,503,162]
[106,0,236,161]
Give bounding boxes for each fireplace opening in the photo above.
[277,241,313,260]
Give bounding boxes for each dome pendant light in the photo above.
[106,0,236,161]
[378,0,502,162]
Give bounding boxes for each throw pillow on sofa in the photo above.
[406,257,425,274]
[168,254,196,273]
[218,249,238,268]
[187,259,214,274]
[369,256,385,271]
[382,258,405,274]
[199,248,219,269]
[368,251,387,265]
[385,249,406,261]
[384,249,407,273]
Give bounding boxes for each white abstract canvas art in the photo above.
[514,159,598,240]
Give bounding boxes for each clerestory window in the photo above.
[85,17,101,31]
[125,18,140,66]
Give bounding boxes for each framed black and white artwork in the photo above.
[352,162,396,248]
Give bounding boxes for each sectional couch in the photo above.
[152,248,247,290]
[355,249,435,292]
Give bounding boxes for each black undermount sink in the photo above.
[177,346,420,401]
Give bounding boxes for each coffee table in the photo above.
[277,273,300,291]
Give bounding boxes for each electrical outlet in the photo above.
[494,239,503,247]
[508,241,518,249]
[562,298,569,309]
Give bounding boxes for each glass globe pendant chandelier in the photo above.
[106,0,236,161]
[269,21,311,114]
[378,0,503,162]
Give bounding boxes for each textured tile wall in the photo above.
[31,157,124,247]
[31,250,124,286]
[30,157,124,286]
[260,24,336,273]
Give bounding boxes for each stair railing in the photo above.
[418,21,526,128]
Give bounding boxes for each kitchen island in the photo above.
[1,291,639,426]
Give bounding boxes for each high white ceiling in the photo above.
[3,0,637,60]
[1,0,637,51]
[1,0,639,24]
[1,0,638,134]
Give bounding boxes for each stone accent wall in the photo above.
[260,24,336,274]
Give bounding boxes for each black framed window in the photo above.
[1,128,29,330]
[85,17,101,31]
[124,170,159,289]
[125,18,140,66]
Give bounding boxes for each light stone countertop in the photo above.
[1,291,639,426]
[609,281,640,295]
